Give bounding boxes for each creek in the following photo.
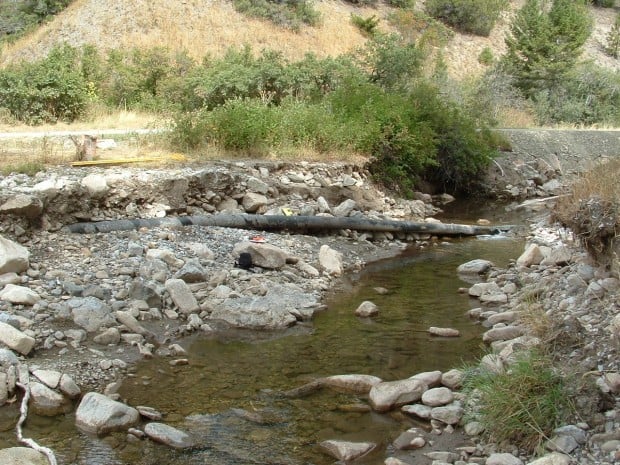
[0,204,525,465]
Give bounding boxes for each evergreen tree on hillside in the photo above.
[503,0,592,97]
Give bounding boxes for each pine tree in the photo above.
[503,0,592,97]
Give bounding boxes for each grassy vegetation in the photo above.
[425,0,508,37]
[463,350,573,453]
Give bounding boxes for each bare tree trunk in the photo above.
[69,134,97,161]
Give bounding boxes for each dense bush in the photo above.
[232,0,320,30]
[0,44,88,123]
[425,0,508,36]
[1,0,73,37]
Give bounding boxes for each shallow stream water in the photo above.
[0,204,525,465]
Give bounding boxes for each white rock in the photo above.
[402,403,432,419]
[526,453,571,465]
[0,372,7,406]
[421,387,454,407]
[59,374,81,398]
[457,259,494,275]
[333,199,357,217]
[517,243,544,267]
[323,374,382,394]
[0,284,40,305]
[441,369,463,389]
[319,245,343,276]
[29,381,68,416]
[0,236,29,274]
[32,369,61,389]
[428,327,460,337]
[430,404,464,425]
[233,241,290,269]
[355,301,379,317]
[369,378,428,412]
[146,248,184,268]
[81,174,109,197]
[486,452,524,465]
[0,321,36,355]
[165,279,199,314]
[319,440,375,461]
[75,392,140,434]
[483,326,524,343]
[144,422,194,449]
[410,370,442,387]
[242,192,269,213]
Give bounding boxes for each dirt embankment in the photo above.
[486,129,620,199]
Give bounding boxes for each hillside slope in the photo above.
[1,0,618,78]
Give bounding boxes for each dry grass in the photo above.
[0,0,390,65]
[553,158,620,265]
[0,109,161,133]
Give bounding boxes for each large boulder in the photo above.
[232,242,291,270]
[0,236,29,274]
[75,392,139,434]
[369,378,428,412]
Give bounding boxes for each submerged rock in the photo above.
[144,422,194,449]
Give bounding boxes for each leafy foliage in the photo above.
[425,0,508,36]
[503,0,592,97]
[0,44,88,124]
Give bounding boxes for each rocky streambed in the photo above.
[0,158,618,465]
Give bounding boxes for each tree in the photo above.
[503,0,592,97]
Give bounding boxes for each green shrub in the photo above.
[351,14,380,36]
[478,46,494,65]
[425,0,508,36]
[463,351,572,452]
[232,0,320,30]
[0,44,88,124]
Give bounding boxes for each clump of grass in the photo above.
[553,159,620,266]
[0,161,45,176]
[463,350,572,453]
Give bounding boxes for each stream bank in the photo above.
[0,128,619,465]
